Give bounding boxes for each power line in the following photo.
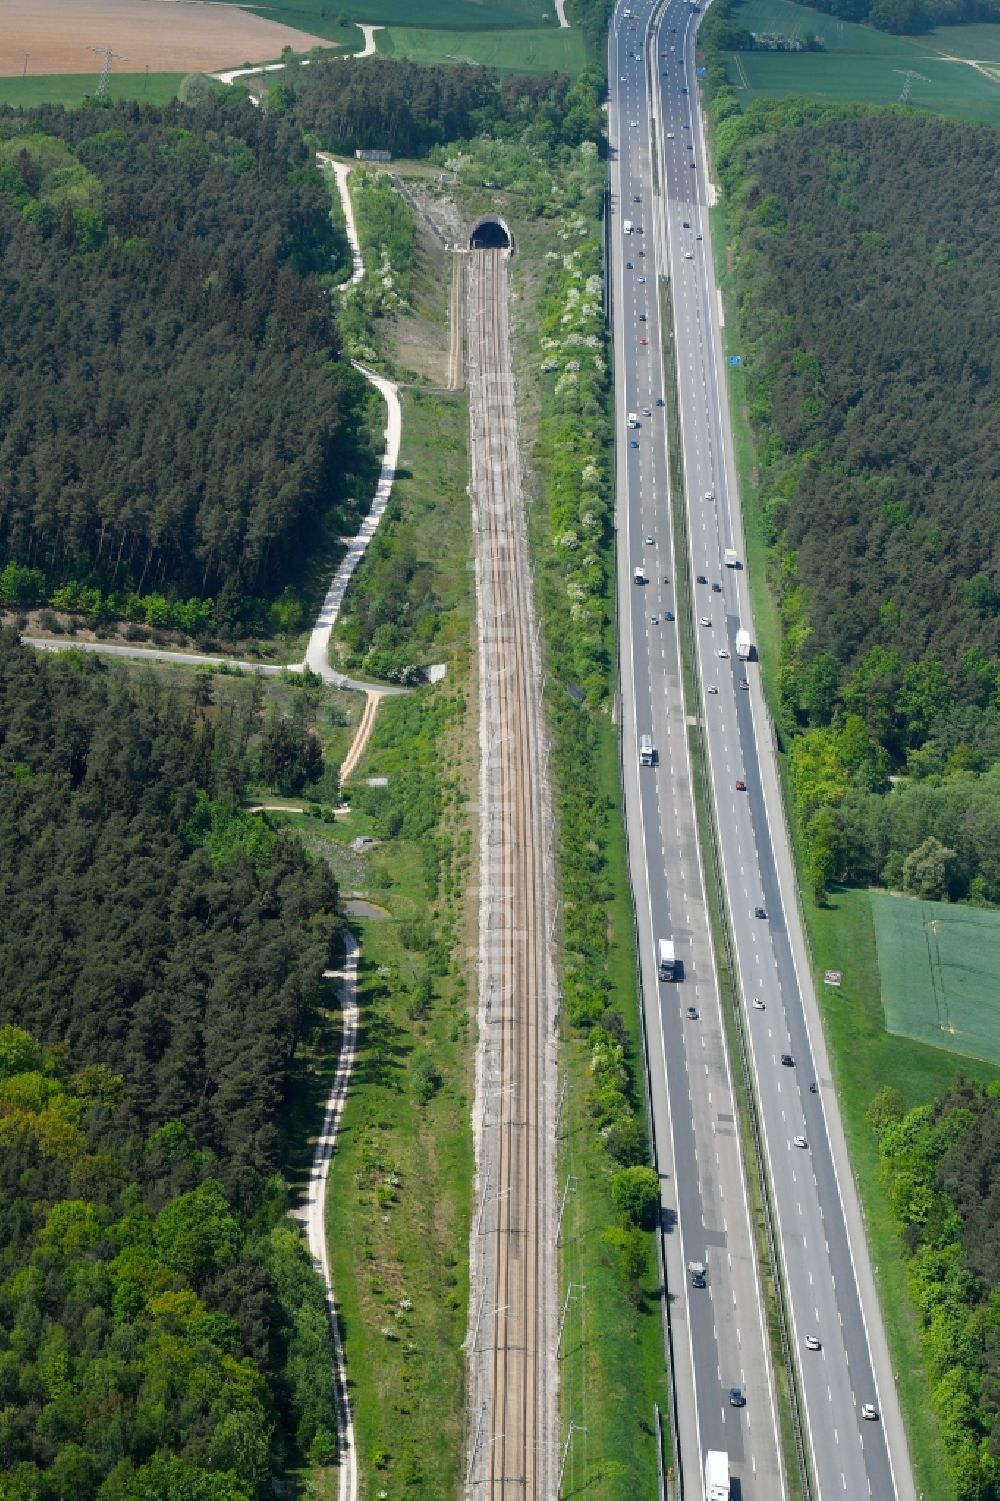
[90,45,127,99]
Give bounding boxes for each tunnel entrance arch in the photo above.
[469,214,514,252]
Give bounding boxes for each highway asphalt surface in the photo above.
[610,12,784,1501]
[611,1,916,1498]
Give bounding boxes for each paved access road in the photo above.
[612,0,917,1497]
[610,11,784,1501]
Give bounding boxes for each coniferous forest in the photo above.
[0,633,342,1498]
[716,105,1000,902]
[0,95,371,620]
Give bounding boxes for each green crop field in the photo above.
[871,892,1000,1065]
[231,0,561,41]
[0,73,185,109]
[722,0,1000,125]
[381,24,587,72]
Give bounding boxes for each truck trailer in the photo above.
[704,1449,729,1501]
[735,628,752,660]
[657,938,676,981]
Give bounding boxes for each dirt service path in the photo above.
[1,0,327,77]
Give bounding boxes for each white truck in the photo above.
[736,628,752,660]
[639,734,654,766]
[724,548,739,568]
[705,1449,729,1501]
[657,938,676,981]
[627,412,639,429]
[634,566,646,585]
[623,219,634,235]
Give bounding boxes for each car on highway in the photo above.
[739,678,750,690]
[682,86,689,93]
[630,119,639,127]
[683,251,693,260]
[717,648,730,659]
[656,397,665,406]
[690,163,697,169]
[699,616,711,627]
[793,1135,808,1149]
[660,48,669,55]
[626,261,633,270]
[752,997,765,1010]
[735,779,746,791]
[664,610,675,621]
[633,193,642,202]
[712,580,722,591]
[690,1265,707,1288]
[805,1335,822,1351]
[629,439,639,449]
[641,405,651,415]
[639,312,647,321]
[696,573,707,583]
[755,905,767,919]
[686,1006,698,1020]
[645,534,655,544]
[638,248,645,256]
[682,219,690,227]
[639,337,648,345]
[666,131,675,138]
[707,685,718,695]
[696,232,702,240]
[862,1404,879,1421]
[809,1081,818,1093]
[651,614,659,625]
[729,1387,745,1408]
[780,1053,794,1066]
[638,275,646,283]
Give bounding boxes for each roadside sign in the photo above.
[729,355,742,366]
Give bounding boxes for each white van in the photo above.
[639,734,654,766]
[623,219,634,235]
[627,412,639,429]
[634,566,646,585]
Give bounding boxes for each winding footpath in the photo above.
[212,22,384,86]
[295,935,360,1501]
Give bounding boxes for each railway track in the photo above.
[465,248,555,1499]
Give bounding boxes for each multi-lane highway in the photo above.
[610,2,916,1498]
[611,13,784,1501]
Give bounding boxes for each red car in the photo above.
[735,780,747,791]
[639,337,649,345]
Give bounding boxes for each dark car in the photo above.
[639,312,647,321]
[781,1053,794,1067]
[664,610,675,621]
[730,1387,745,1408]
[691,1268,707,1288]
[712,580,722,592]
[682,220,690,227]
[696,573,708,584]
[735,780,747,791]
[626,261,634,270]
[629,439,639,449]
[809,1081,818,1093]
[656,397,665,406]
[755,906,767,919]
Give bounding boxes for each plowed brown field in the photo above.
[2,1,327,77]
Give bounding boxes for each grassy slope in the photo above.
[380,26,588,73]
[721,0,1000,125]
[0,73,185,107]
[709,135,1000,1501]
[234,0,560,36]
